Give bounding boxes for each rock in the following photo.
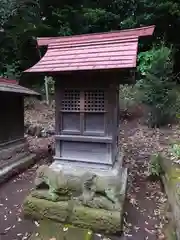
[25,122,55,138]
[27,125,37,136]
[34,164,123,210]
[31,190,70,202]
[46,129,55,136]
[70,204,122,234]
[40,129,47,138]
[34,125,43,137]
[23,196,122,234]
[24,122,31,134]
[23,161,126,234]
[29,220,93,240]
[23,196,69,222]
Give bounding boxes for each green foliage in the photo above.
[0,0,47,78]
[138,48,160,77]
[30,76,55,97]
[0,0,180,84]
[119,85,139,111]
[0,63,21,79]
[137,46,177,127]
[149,154,164,177]
[169,143,180,164]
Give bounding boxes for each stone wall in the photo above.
[160,156,180,239]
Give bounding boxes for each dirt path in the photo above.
[0,168,35,240]
[0,120,168,240]
[121,120,167,239]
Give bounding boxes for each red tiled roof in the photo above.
[0,77,40,95]
[24,25,155,73]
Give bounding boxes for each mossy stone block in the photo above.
[29,220,92,240]
[23,195,122,234]
[23,196,69,222]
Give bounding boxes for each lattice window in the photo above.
[84,90,105,112]
[61,89,80,111]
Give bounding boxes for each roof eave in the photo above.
[0,84,40,96]
[37,25,155,46]
[24,65,136,74]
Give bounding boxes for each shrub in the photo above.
[149,153,164,177]
[137,45,177,127]
[119,84,142,119]
[169,143,180,164]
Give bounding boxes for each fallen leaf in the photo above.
[129,197,138,206]
[34,221,40,227]
[5,226,11,232]
[17,217,22,222]
[145,228,156,235]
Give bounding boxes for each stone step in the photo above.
[0,139,29,161]
[0,151,30,169]
[0,153,36,184]
[29,220,93,240]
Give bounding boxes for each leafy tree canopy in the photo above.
[0,0,180,80]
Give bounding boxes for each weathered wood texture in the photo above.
[0,92,24,144]
[54,73,120,167]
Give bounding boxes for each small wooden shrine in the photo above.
[25,25,154,171]
[0,77,39,182]
[23,26,155,236]
[0,78,39,145]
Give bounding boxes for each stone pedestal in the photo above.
[23,151,127,234]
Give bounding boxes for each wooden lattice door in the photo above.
[60,89,106,136]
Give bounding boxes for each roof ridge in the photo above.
[37,25,155,46]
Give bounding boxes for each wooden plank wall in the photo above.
[0,92,24,144]
[54,72,120,166]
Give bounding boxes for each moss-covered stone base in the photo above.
[29,220,93,240]
[23,195,122,234]
[159,156,180,239]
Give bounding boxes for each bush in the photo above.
[169,143,180,164]
[119,84,142,119]
[149,153,164,177]
[137,45,177,127]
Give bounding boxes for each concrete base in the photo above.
[50,151,124,177]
